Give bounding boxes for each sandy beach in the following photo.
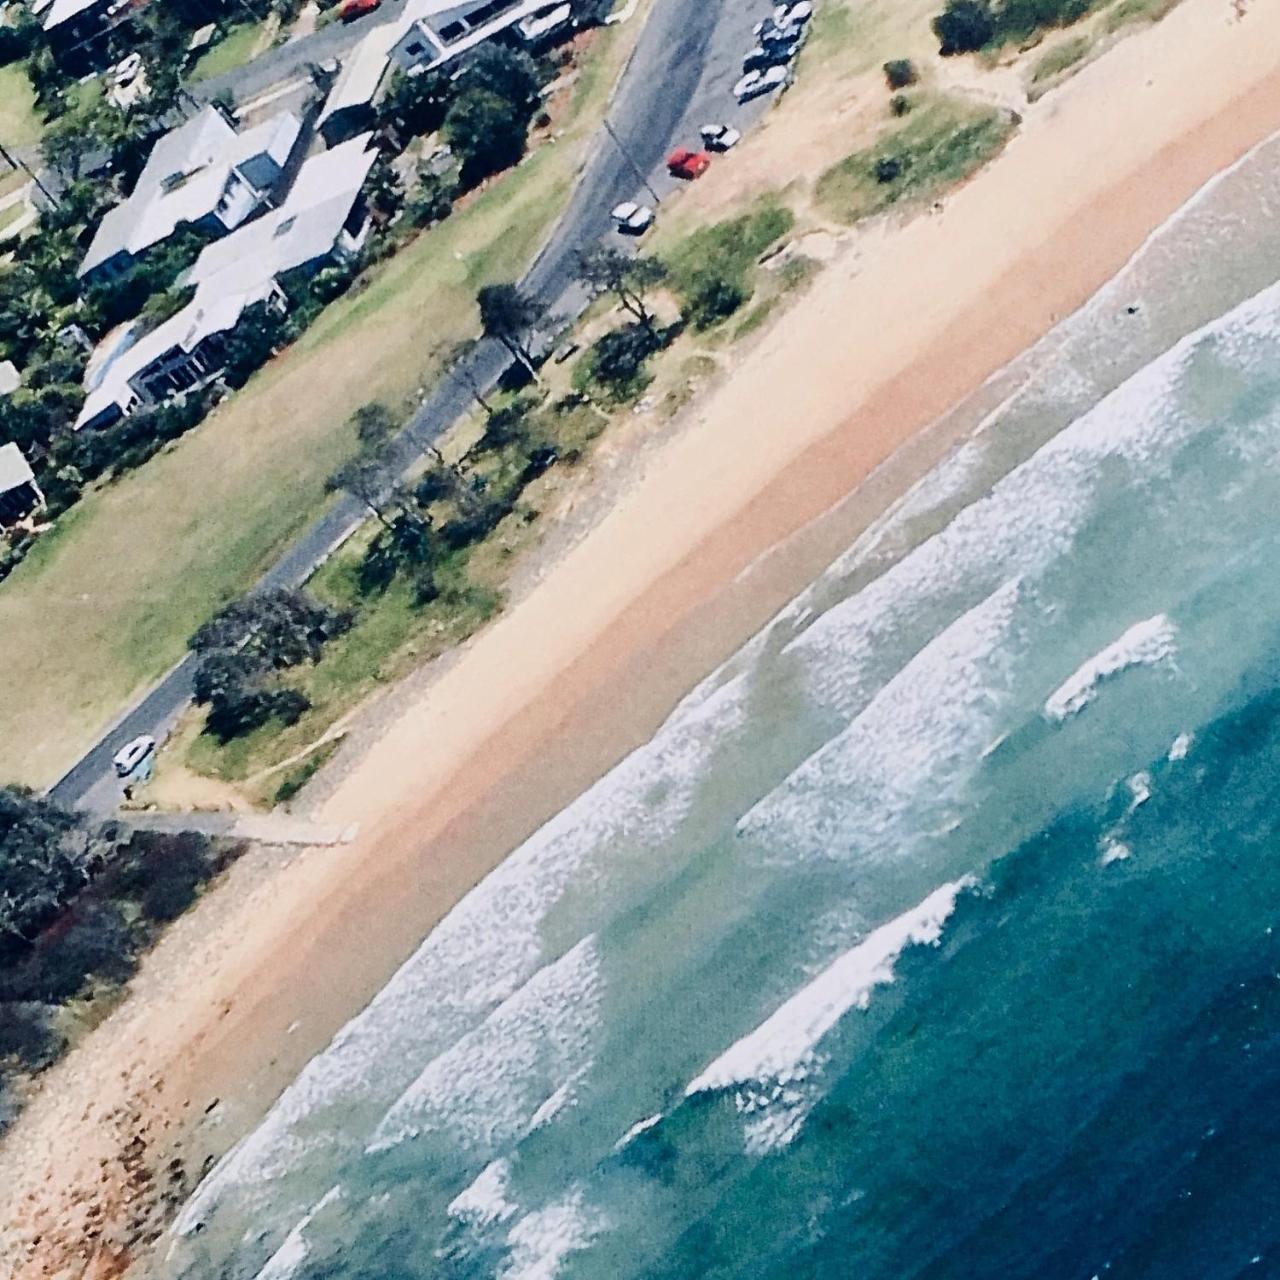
[6,0,1280,1272]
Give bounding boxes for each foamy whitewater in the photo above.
[163,133,1280,1279]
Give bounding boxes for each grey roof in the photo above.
[78,107,302,278]
[42,0,105,30]
[0,443,36,495]
[183,134,378,297]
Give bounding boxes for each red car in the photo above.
[340,0,380,21]
[666,148,711,180]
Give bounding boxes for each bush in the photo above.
[25,903,135,1003]
[933,0,996,53]
[883,59,918,89]
[682,270,748,330]
[0,1003,64,1071]
[444,88,529,187]
[875,154,905,184]
[582,323,661,398]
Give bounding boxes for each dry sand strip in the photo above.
[5,1,1280,1273]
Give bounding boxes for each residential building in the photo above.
[75,136,379,432]
[0,444,45,527]
[42,0,119,73]
[0,361,20,397]
[388,0,579,75]
[317,0,580,146]
[78,106,303,285]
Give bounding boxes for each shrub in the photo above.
[0,1003,65,1070]
[933,0,996,53]
[583,323,661,398]
[890,93,912,117]
[682,270,748,330]
[883,59,918,89]
[875,154,905,184]
[26,903,135,1003]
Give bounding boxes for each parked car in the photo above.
[700,123,741,152]
[733,64,791,102]
[666,148,711,180]
[774,1,813,25]
[742,38,799,72]
[112,52,143,87]
[611,201,655,234]
[340,0,381,21]
[754,16,800,42]
[112,734,156,779]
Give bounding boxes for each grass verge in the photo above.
[0,19,645,788]
[1029,33,1093,89]
[0,63,44,148]
[187,20,273,82]
[814,95,1016,224]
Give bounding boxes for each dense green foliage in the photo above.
[933,0,1102,53]
[663,201,794,330]
[190,589,352,739]
[0,796,238,1131]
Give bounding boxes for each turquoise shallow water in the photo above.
[162,136,1280,1279]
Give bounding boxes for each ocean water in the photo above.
[163,132,1280,1280]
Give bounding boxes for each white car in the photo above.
[112,52,143,88]
[611,200,655,234]
[743,41,798,72]
[733,64,790,103]
[113,733,156,779]
[774,1,813,25]
[700,123,741,152]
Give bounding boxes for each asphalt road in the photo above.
[50,0,786,814]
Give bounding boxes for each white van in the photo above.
[113,734,156,779]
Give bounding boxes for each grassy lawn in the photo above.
[1028,33,1093,92]
[814,95,1016,225]
[0,63,45,148]
[0,19,644,789]
[187,20,274,83]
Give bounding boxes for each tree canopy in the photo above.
[0,789,83,944]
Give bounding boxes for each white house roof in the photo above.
[317,17,409,127]
[42,0,103,30]
[0,442,36,495]
[183,134,378,298]
[74,282,276,430]
[0,360,20,395]
[78,107,302,278]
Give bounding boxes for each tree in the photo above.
[443,89,528,187]
[476,282,546,378]
[327,454,394,526]
[577,246,668,336]
[681,269,747,330]
[380,68,452,138]
[460,44,541,118]
[220,300,288,388]
[190,588,350,669]
[364,154,404,220]
[351,401,396,451]
[932,0,996,54]
[583,324,660,400]
[883,59,918,89]
[404,168,457,229]
[0,789,83,945]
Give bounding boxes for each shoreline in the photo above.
[7,0,1280,1272]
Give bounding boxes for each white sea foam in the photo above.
[448,1159,518,1229]
[1044,616,1178,722]
[740,582,1025,862]
[1099,839,1132,867]
[248,1186,342,1280]
[499,1190,599,1280]
[1169,732,1193,761]
[369,936,603,1154]
[687,880,969,1095]
[613,1113,662,1151]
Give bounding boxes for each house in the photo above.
[42,0,120,73]
[0,361,21,397]
[388,0,579,77]
[317,0,580,146]
[74,136,380,432]
[78,106,303,285]
[181,134,378,298]
[74,283,284,432]
[0,444,45,527]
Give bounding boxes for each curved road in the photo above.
[51,0,780,814]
